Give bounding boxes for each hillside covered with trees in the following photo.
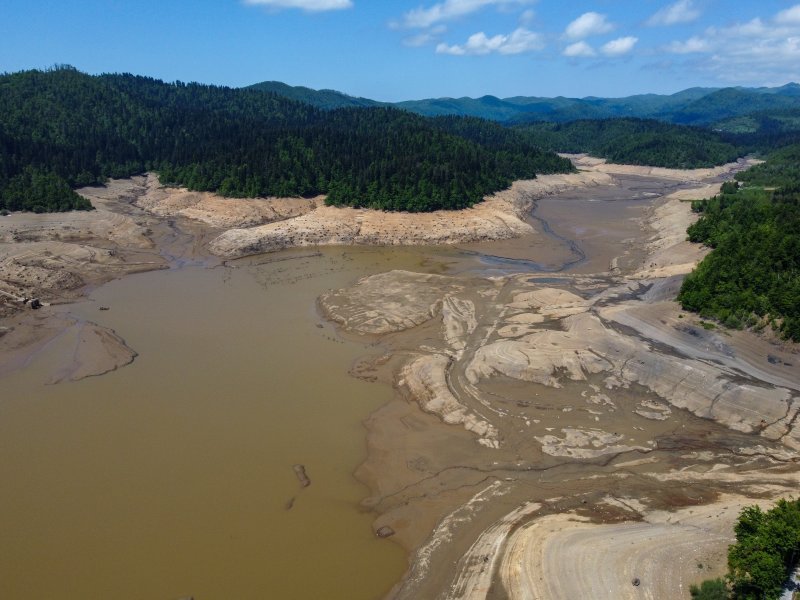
[382,84,800,125]
[0,67,572,213]
[678,146,800,341]
[515,118,740,169]
[252,78,800,169]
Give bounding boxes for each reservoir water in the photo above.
[0,248,449,600]
[0,176,681,599]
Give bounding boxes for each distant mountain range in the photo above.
[245,81,800,127]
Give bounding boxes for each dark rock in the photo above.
[376,526,395,538]
[632,577,641,587]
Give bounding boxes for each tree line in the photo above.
[678,145,800,342]
[0,66,572,213]
[515,118,741,169]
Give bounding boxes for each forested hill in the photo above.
[245,79,800,125]
[0,67,572,213]
[393,85,800,125]
[516,119,740,169]
[245,81,385,110]
[678,145,800,341]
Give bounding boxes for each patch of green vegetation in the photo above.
[516,118,740,169]
[735,144,800,189]
[690,578,729,600]
[679,146,800,341]
[714,116,760,134]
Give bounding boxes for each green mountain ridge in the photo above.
[4,66,800,214]
[0,66,572,213]
[246,80,800,126]
[245,80,385,110]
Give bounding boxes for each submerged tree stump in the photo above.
[292,464,310,487]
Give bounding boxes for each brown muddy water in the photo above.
[460,174,689,274]
[0,247,464,600]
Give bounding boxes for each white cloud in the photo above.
[663,5,800,84]
[776,4,800,25]
[601,36,638,56]
[564,12,614,40]
[666,35,709,53]
[436,27,543,55]
[404,32,437,47]
[647,0,700,26]
[519,8,536,25]
[401,0,534,29]
[244,0,352,11]
[501,27,544,53]
[403,25,447,47]
[563,41,595,57]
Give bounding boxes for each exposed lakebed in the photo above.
[1,161,798,600]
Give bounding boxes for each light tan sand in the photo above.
[498,487,799,600]
[133,173,319,228]
[208,172,613,257]
[0,178,164,316]
[567,154,761,182]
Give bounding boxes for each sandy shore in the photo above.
[208,157,757,258]
[499,487,800,600]
[207,172,613,257]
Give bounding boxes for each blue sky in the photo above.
[2,1,800,101]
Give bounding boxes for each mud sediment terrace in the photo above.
[2,156,799,599]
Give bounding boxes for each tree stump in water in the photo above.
[292,464,310,487]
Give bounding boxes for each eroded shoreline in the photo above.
[1,156,797,600]
[317,158,799,599]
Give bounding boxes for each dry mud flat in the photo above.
[321,269,800,599]
[0,162,690,382]
[319,160,799,599]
